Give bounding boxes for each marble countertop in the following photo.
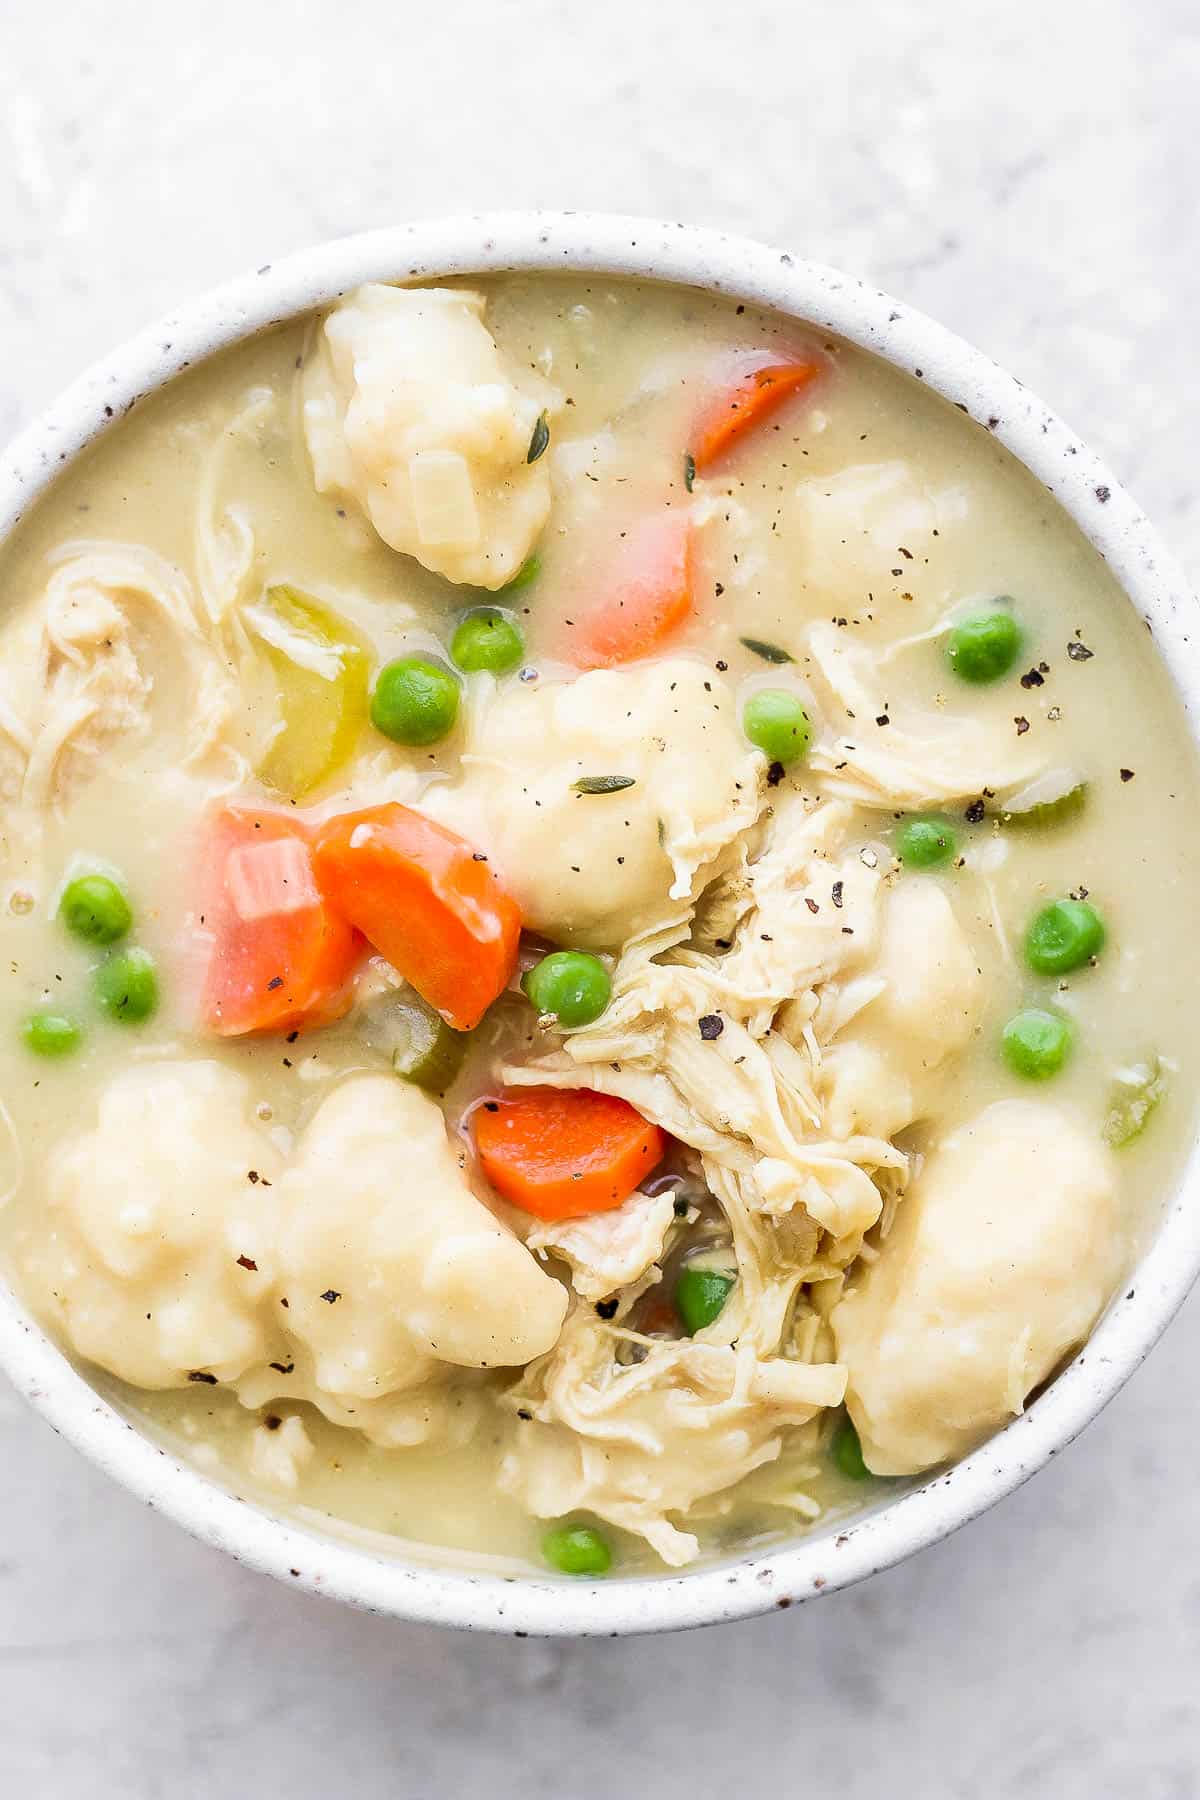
[2,2,1199,1792]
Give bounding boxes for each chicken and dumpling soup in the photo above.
[0,274,1196,1577]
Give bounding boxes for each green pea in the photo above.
[22,1011,82,1057]
[370,658,459,746]
[945,607,1022,683]
[451,608,525,676]
[742,689,812,766]
[1025,898,1106,975]
[522,951,611,1028]
[95,947,159,1023]
[896,816,957,869]
[542,1523,613,1577]
[1001,1007,1072,1080]
[674,1266,735,1336]
[59,873,132,945]
[831,1413,871,1480]
[500,554,540,593]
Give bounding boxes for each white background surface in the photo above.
[2,2,1199,1793]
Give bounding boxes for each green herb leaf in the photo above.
[573,775,637,795]
[740,636,794,665]
[527,412,550,464]
[684,451,696,492]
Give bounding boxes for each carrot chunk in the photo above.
[573,512,694,669]
[312,803,520,1031]
[690,349,824,472]
[473,1088,666,1220]
[199,805,361,1037]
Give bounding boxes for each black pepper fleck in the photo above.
[698,1014,725,1041]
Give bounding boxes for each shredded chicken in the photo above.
[524,1189,678,1302]
[806,620,1043,806]
[0,543,244,830]
[500,1307,845,1566]
[494,793,993,1556]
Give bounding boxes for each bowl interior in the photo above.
[1,212,1198,1635]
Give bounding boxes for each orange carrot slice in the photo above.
[312,803,521,1031]
[473,1088,666,1220]
[690,349,824,472]
[199,805,361,1037]
[573,512,694,669]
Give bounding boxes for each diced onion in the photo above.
[409,450,481,549]
[227,838,320,921]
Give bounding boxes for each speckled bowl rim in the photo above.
[0,212,1197,1637]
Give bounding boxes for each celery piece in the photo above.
[360,987,469,1095]
[253,585,369,800]
[1103,1058,1167,1149]
[998,768,1088,830]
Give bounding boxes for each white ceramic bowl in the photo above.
[1,214,1197,1637]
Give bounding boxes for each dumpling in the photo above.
[819,877,984,1140]
[272,1075,567,1384]
[792,460,968,621]
[425,658,764,949]
[302,284,554,588]
[24,1061,284,1389]
[24,1065,567,1450]
[832,1100,1122,1475]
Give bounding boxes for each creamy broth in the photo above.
[0,275,1196,1577]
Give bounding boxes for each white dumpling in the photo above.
[274,1076,567,1387]
[792,460,967,619]
[302,284,554,588]
[820,878,983,1140]
[425,658,764,949]
[24,1061,284,1388]
[24,1065,566,1447]
[832,1100,1122,1475]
